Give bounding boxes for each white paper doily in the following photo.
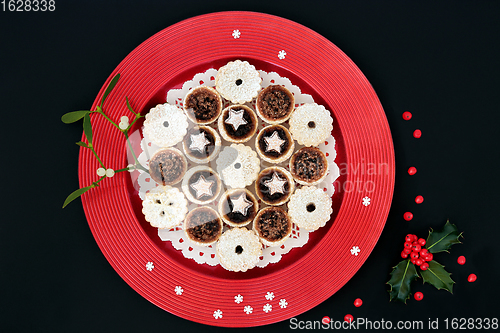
[130,68,339,269]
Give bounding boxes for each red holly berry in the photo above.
[354,298,363,307]
[418,238,426,246]
[403,248,411,254]
[344,314,354,323]
[420,263,429,270]
[405,234,413,243]
[408,166,417,175]
[415,195,424,204]
[413,129,422,138]
[402,111,412,120]
[411,258,417,265]
[404,242,412,249]
[415,259,423,266]
[425,253,433,262]
[401,251,409,259]
[404,212,414,221]
[410,252,419,260]
[468,274,477,283]
[457,256,466,265]
[412,234,418,242]
[419,249,429,257]
[414,292,424,301]
[412,243,421,252]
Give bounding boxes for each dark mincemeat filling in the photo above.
[256,169,290,204]
[185,89,220,122]
[258,86,292,119]
[292,148,326,182]
[256,208,290,241]
[149,151,185,185]
[185,128,216,158]
[186,208,221,243]
[223,107,256,139]
[258,127,290,158]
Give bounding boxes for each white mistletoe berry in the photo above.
[96,167,106,177]
[106,168,115,177]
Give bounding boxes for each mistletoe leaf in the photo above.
[61,110,90,124]
[420,260,455,293]
[75,141,88,148]
[387,260,419,303]
[100,73,120,108]
[62,186,92,208]
[425,220,462,253]
[83,113,93,145]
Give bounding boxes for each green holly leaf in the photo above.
[425,220,463,253]
[420,260,455,293]
[387,260,419,303]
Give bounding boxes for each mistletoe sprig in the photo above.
[387,220,463,303]
[61,74,148,208]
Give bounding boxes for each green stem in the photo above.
[92,176,106,186]
[124,131,149,173]
[89,146,105,169]
[97,109,121,130]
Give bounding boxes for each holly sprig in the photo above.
[387,220,463,303]
[62,74,148,208]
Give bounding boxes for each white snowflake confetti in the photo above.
[190,175,214,199]
[224,108,248,131]
[264,131,285,153]
[232,29,241,39]
[362,196,371,206]
[278,50,287,60]
[230,193,253,216]
[234,294,243,304]
[265,291,275,301]
[350,246,361,256]
[263,173,287,196]
[244,305,253,314]
[189,132,211,153]
[263,303,272,313]
[213,309,223,319]
[146,262,154,271]
[279,299,288,308]
[174,286,183,295]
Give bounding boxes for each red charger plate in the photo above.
[79,12,395,327]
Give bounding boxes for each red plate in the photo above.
[79,12,394,327]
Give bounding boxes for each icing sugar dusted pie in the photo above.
[140,59,336,271]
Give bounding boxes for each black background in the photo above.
[1,1,500,332]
